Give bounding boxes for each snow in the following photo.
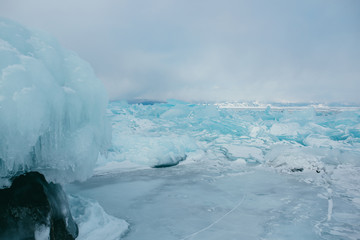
[69,195,129,240]
[0,18,110,182]
[34,225,50,240]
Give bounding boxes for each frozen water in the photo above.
[66,101,360,239]
[100,101,360,171]
[0,18,110,182]
[69,195,129,240]
[1,17,359,240]
[67,162,359,240]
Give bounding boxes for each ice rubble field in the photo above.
[67,101,360,240]
[100,100,360,171]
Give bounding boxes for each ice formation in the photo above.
[69,195,129,240]
[0,18,110,182]
[99,100,360,173]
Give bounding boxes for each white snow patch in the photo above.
[34,225,50,240]
[69,196,129,240]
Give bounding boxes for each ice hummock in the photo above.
[98,100,360,173]
[0,18,110,182]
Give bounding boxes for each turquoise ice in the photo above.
[0,18,110,182]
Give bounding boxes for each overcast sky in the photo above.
[1,0,359,103]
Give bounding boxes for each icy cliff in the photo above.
[0,18,110,182]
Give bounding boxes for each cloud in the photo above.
[1,0,359,103]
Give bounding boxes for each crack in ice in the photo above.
[180,194,247,240]
[327,188,333,221]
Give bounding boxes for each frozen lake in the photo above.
[1,17,359,240]
[66,161,359,240]
[66,102,360,239]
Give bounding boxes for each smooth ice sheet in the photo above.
[67,162,360,240]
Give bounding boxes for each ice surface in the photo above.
[68,162,360,240]
[0,18,110,182]
[85,101,360,239]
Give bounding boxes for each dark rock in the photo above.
[153,162,181,168]
[152,155,187,168]
[0,172,78,240]
[290,167,304,172]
